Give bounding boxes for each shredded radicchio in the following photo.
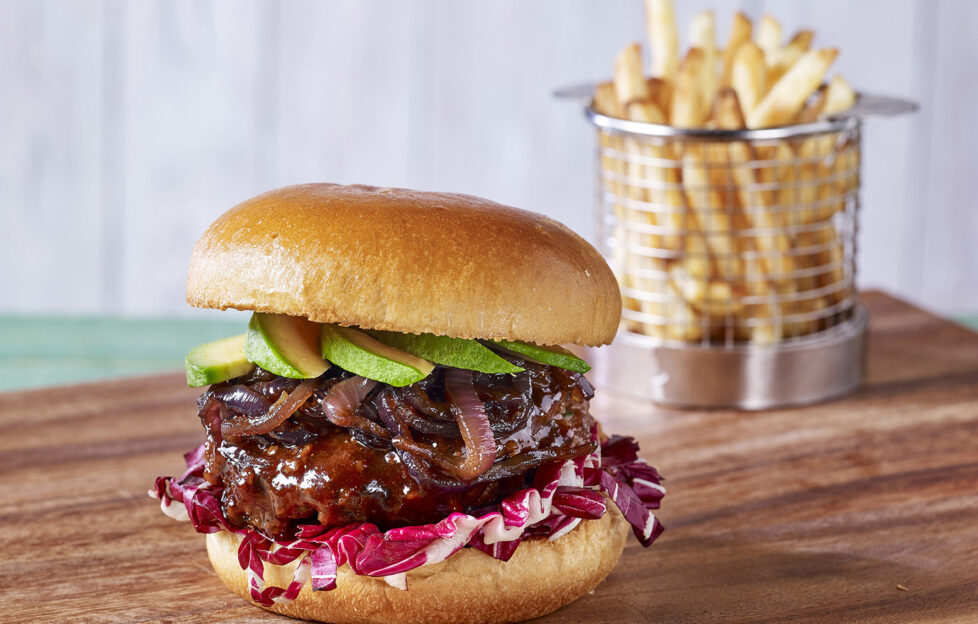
[151,431,664,607]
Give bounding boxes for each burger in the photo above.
[152,183,665,624]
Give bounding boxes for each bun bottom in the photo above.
[206,508,628,624]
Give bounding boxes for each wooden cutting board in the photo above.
[1,291,976,623]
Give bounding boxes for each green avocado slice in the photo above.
[320,325,435,387]
[489,340,591,374]
[369,331,523,374]
[243,312,330,379]
[185,334,254,387]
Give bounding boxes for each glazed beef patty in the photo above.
[199,360,596,538]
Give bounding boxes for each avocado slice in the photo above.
[244,312,331,378]
[185,334,254,387]
[369,331,524,374]
[320,325,434,387]
[490,340,591,374]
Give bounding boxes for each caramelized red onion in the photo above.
[393,447,471,491]
[376,389,409,438]
[198,396,226,444]
[443,368,496,481]
[221,380,316,438]
[210,385,270,418]
[251,376,299,402]
[391,388,461,437]
[398,382,453,421]
[381,387,493,486]
[320,376,389,440]
[349,427,393,452]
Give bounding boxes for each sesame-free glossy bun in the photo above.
[206,507,628,624]
[186,183,621,346]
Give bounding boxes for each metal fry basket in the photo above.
[563,90,916,409]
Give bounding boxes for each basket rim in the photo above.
[586,103,863,140]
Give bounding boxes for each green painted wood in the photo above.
[957,315,978,330]
[0,315,242,391]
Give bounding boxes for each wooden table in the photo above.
[1,291,976,623]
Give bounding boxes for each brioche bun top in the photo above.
[186,183,620,346]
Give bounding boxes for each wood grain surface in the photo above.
[1,291,976,623]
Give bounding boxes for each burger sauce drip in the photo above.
[200,361,595,539]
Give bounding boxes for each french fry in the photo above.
[680,143,742,279]
[670,47,707,128]
[788,224,838,333]
[622,103,666,253]
[592,84,633,290]
[621,287,645,334]
[595,129,626,223]
[613,42,683,256]
[645,0,679,81]
[626,267,707,342]
[645,78,672,120]
[612,44,665,257]
[670,262,742,316]
[668,261,708,305]
[764,138,823,241]
[756,14,782,67]
[613,44,668,124]
[788,30,815,52]
[833,128,860,200]
[666,207,725,321]
[663,279,707,342]
[626,101,666,125]
[704,281,742,316]
[649,156,692,252]
[796,85,828,123]
[627,269,666,338]
[623,114,689,254]
[593,81,624,118]
[747,48,838,128]
[713,89,794,283]
[796,75,859,223]
[719,12,752,88]
[665,46,716,269]
[794,75,856,151]
[592,83,626,192]
[807,124,854,223]
[689,11,717,113]
[820,76,858,201]
[793,142,829,226]
[823,74,857,114]
[751,320,781,345]
[769,30,814,84]
[645,77,670,119]
[814,224,847,306]
[614,43,651,106]
[731,41,767,116]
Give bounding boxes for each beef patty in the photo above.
[199,360,596,538]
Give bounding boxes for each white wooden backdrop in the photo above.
[1,0,976,317]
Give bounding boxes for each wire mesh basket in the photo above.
[595,116,861,348]
[580,106,882,409]
[550,80,915,408]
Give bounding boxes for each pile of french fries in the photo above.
[594,1,860,345]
